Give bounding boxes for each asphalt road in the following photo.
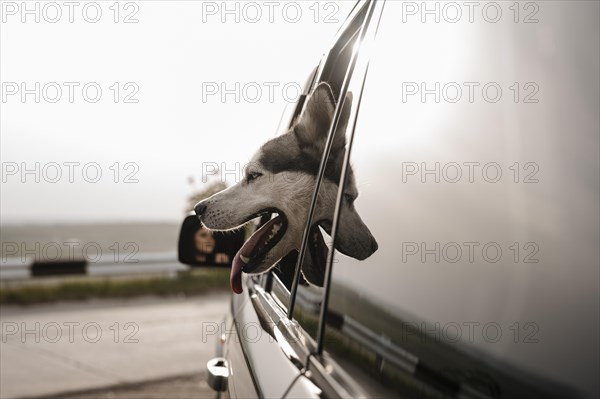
[0,294,229,399]
[46,373,212,399]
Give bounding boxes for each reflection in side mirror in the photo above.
[177,214,244,267]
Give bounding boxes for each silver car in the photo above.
[180,1,599,397]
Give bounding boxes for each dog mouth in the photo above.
[231,210,288,294]
[317,219,332,235]
[301,220,332,287]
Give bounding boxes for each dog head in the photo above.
[195,82,378,293]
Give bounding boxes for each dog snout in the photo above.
[194,202,207,217]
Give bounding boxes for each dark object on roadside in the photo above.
[31,260,87,277]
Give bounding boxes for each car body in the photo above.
[188,1,599,398]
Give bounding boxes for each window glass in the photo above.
[323,2,599,398]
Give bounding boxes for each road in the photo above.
[0,294,229,399]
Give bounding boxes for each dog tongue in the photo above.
[230,252,245,294]
[230,215,282,294]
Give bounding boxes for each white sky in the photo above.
[0,1,356,224]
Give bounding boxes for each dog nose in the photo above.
[371,238,379,253]
[194,202,207,216]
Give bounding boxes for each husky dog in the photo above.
[195,82,378,293]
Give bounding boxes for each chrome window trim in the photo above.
[314,0,382,355]
[313,0,369,86]
[287,0,378,320]
[248,275,316,369]
[270,271,291,309]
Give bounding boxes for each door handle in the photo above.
[207,357,229,392]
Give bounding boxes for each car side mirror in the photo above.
[177,214,244,267]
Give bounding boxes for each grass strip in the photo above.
[0,268,230,305]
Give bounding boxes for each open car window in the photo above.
[268,1,373,344]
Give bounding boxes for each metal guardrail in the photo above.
[0,251,187,281]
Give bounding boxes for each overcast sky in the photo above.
[1,1,356,224]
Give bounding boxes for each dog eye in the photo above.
[246,172,263,183]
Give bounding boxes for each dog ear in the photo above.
[294,83,353,159]
[335,206,378,261]
[335,91,353,149]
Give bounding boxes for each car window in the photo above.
[266,4,371,296]
[283,1,372,343]
[321,2,599,398]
